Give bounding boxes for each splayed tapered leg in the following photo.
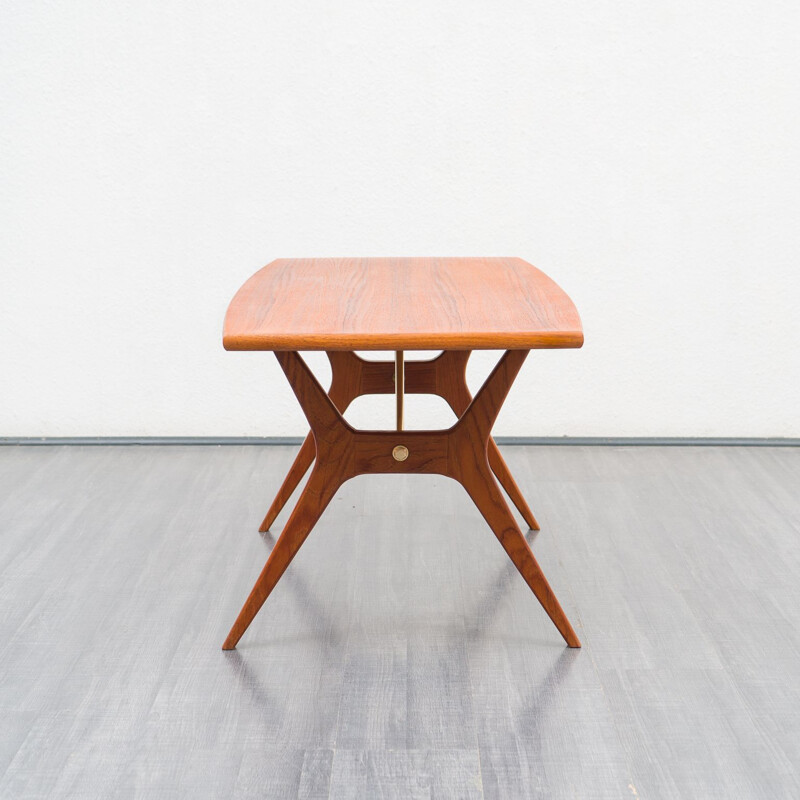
[447,349,579,647]
[224,465,341,650]
[457,459,579,647]
[259,434,315,531]
[488,441,540,530]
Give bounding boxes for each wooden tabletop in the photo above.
[223,257,583,351]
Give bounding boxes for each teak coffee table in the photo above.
[221,257,583,649]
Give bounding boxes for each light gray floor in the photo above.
[1,445,799,799]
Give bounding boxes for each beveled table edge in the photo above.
[223,330,584,352]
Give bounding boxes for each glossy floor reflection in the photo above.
[1,445,799,798]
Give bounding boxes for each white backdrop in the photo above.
[2,1,799,437]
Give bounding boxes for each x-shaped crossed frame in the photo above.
[223,349,580,650]
[258,349,539,532]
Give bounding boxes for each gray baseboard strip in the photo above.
[495,436,800,446]
[1,436,798,447]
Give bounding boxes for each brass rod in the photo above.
[395,351,404,431]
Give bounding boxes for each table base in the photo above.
[222,349,580,650]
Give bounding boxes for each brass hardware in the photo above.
[392,445,409,462]
[395,351,404,431]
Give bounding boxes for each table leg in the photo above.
[487,442,540,530]
[224,349,579,650]
[224,466,338,650]
[258,351,372,532]
[258,434,315,532]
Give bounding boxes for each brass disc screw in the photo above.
[392,445,409,462]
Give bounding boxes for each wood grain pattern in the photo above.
[225,349,579,650]
[223,257,583,351]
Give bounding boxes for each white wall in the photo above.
[2,1,799,438]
